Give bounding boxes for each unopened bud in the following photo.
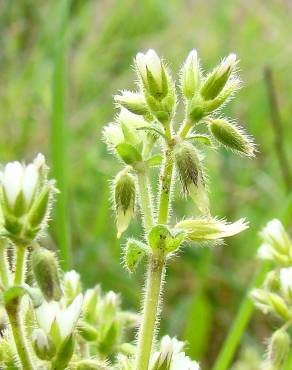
[64,270,82,305]
[208,118,255,157]
[280,267,292,303]
[114,170,136,238]
[124,238,148,273]
[268,329,290,368]
[103,123,124,146]
[83,286,101,323]
[268,293,291,320]
[32,328,56,360]
[32,247,62,302]
[135,49,169,100]
[200,53,237,100]
[115,91,148,116]
[181,50,201,100]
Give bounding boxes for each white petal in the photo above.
[3,162,23,207]
[57,294,83,340]
[33,153,46,170]
[36,301,59,334]
[22,164,39,205]
[145,49,162,83]
[135,52,147,79]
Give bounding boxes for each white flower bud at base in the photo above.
[181,50,201,100]
[32,328,56,360]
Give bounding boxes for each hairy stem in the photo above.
[135,256,165,370]
[179,117,193,139]
[14,246,27,285]
[137,169,154,231]
[0,239,10,288]
[6,302,35,370]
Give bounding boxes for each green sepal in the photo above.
[13,191,27,217]
[27,185,50,228]
[78,321,99,341]
[136,125,166,139]
[51,334,75,370]
[124,238,148,273]
[115,143,142,165]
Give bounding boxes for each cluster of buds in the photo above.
[0,154,56,245]
[251,219,292,369]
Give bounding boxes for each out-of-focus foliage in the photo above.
[0,0,292,367]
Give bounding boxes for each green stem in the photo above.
[14,247,27,285]
[179,117,193,139]
[51,0,71,270]
[0,239,10,288]
[137,170,154,231]
[212,260,271,370]
[157,147,174,224]
[135,256,165,370]
[6,302,35,370]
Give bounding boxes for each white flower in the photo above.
[136,49,163,88]
[151,336,185,368]
[103,123,124,146]
[280,267,292,301]
[118,109,147,129]
[170,352,200,370]
[36,294,83,342]
[1,153,45,210]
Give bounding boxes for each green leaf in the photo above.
[115,143,142,164]
[187,134,213,147]
[146,154,163,167]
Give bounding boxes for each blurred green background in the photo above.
[1,0,292,368]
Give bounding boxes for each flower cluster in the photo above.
[251,219,292,369]
[104,48,253,369]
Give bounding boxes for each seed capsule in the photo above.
[114,170,136,238]
[32,247,62,302]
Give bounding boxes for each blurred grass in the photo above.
[1,0,292,367]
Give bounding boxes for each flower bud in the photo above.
[176,218,248,243]
[83,286,101,323]
[208,118,255,157]
[115,91,149,116]
[32,247,62,302]
[32,328,56,360]
[264,271,280,293]
[118,109,147,147]
[260,219,292,258]
[64,270,82,305]
[135,49,169,100]
[181,50,201,100]
[124,238,148,273]
[268,292,291,320]
[200,53,237,100]
[267,329,290,368]
[114,169,136,238]
[103,123,124,146]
